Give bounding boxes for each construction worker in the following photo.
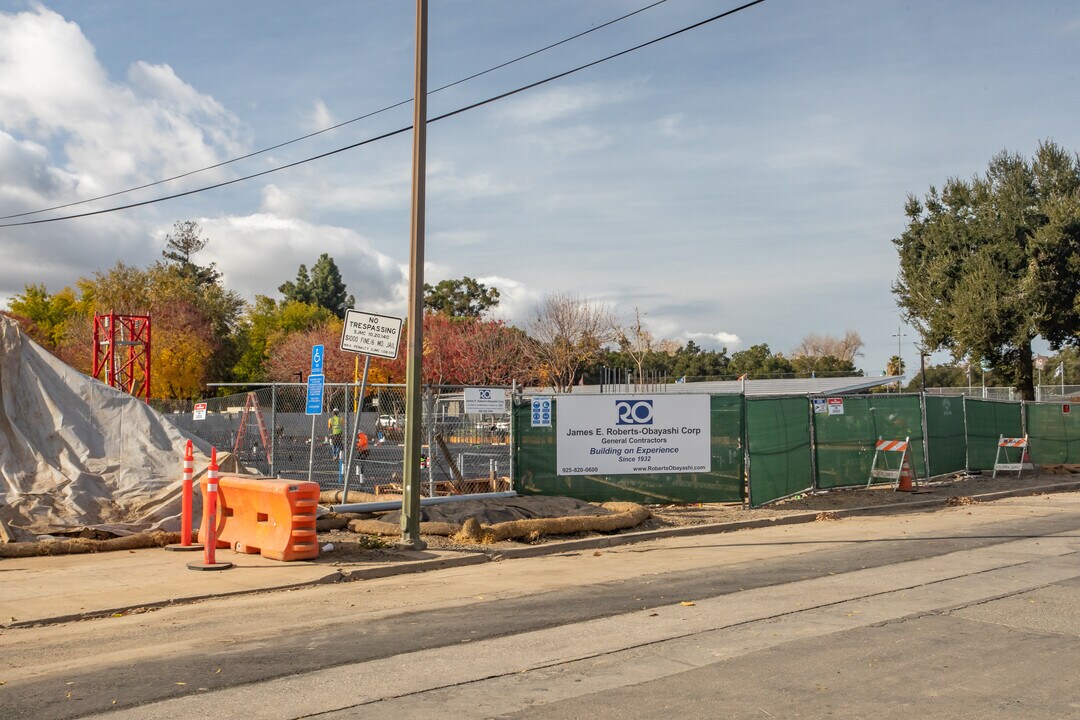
[328,409,344,458]
[355,430,370,458]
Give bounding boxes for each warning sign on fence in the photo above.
[193,402,207,421]
[827,397,844,415]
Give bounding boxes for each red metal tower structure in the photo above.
[93,313,152,402]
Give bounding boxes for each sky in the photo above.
[0,0,1078,379]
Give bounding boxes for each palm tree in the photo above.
[886,355,906,392]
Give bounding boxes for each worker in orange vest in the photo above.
[355,430,370,458]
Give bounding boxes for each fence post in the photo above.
[270,383,277,477]
[920,391,930,479]
[807,396,819,491]
[741,392,750,506]
[962,395,970,472]
[509,380,517,492]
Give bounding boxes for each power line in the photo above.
[0,0,766,228]
[0,0,669,221]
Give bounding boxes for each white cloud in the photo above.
[281,163,411,213]
[0,5,251,302]
[0,130,76,208]
[196,213,408,314]
[685,331,742,351]
[427,229,490,247]
[260,184,306,218]
[520,125,614,156]
[0,6,246,193]
[428,160,518,199]
[307,99,336,132]
[656,113,684,138]
[496,83,634,126]
[481,276,540,326]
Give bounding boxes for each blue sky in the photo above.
[1,0,1078,378]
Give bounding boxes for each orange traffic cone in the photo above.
[895,455,916,492]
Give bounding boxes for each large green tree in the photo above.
[728,343,794,379]
[161,220,221,287]
[280,254,354,318]
[669,340,730,380]
[423,276,500,317]
[232,297,334,382]
[894,141,1080,400]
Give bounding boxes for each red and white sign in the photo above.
[826,397,844,415]
[193,402,208,421]
[1064,404,1072,415]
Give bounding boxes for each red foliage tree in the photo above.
[382,314,535,386]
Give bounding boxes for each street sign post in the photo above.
[337,310,402,498]
[305,372,326,482]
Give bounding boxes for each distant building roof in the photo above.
[527,375,905,397]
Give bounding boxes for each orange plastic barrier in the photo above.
[198,474,320,561]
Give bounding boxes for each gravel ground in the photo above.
[314,470,1080,564]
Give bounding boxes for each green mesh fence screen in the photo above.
[514,395,744,503]
[813,395,926,488]
[924,395,966,476]
[963,398,1023,471]
[746,397,813,506]
[1026,403,1080,464]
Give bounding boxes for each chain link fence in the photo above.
[163,384,513,495]
[924,386,1080,402]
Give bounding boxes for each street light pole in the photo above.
[891,326,906,393]
[400,0,428,550]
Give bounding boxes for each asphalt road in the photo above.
[4,495,1080,719]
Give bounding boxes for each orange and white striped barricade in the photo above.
[868,437,918,491]
[188,447,233,571]
[993,435,1034,478]
[166,439,204,552]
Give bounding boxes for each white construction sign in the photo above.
[465,388,507,415]
[340,310,403,359]
[557,395,711,476]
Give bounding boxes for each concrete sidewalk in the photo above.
[0,545,493,627]
[3,480,1080,628]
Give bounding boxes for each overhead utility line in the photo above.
[0,0,766,228]
[0,0,669,221]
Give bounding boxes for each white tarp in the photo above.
[0,316,216,540]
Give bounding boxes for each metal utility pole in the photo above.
[400,0,428,550]
[892,326,906,393]
[919,346,927,391]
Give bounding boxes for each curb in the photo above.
[490,479,1080,558]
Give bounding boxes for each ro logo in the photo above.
[479,389,491,399]
[616,400,653,425]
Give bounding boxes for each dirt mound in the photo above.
[0,316,213,540]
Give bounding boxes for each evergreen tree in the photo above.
[894,141,1080,400]
[278,264,314,305]
[161,220,221,287]
[309,253,353,318]
[423,276,500,317]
